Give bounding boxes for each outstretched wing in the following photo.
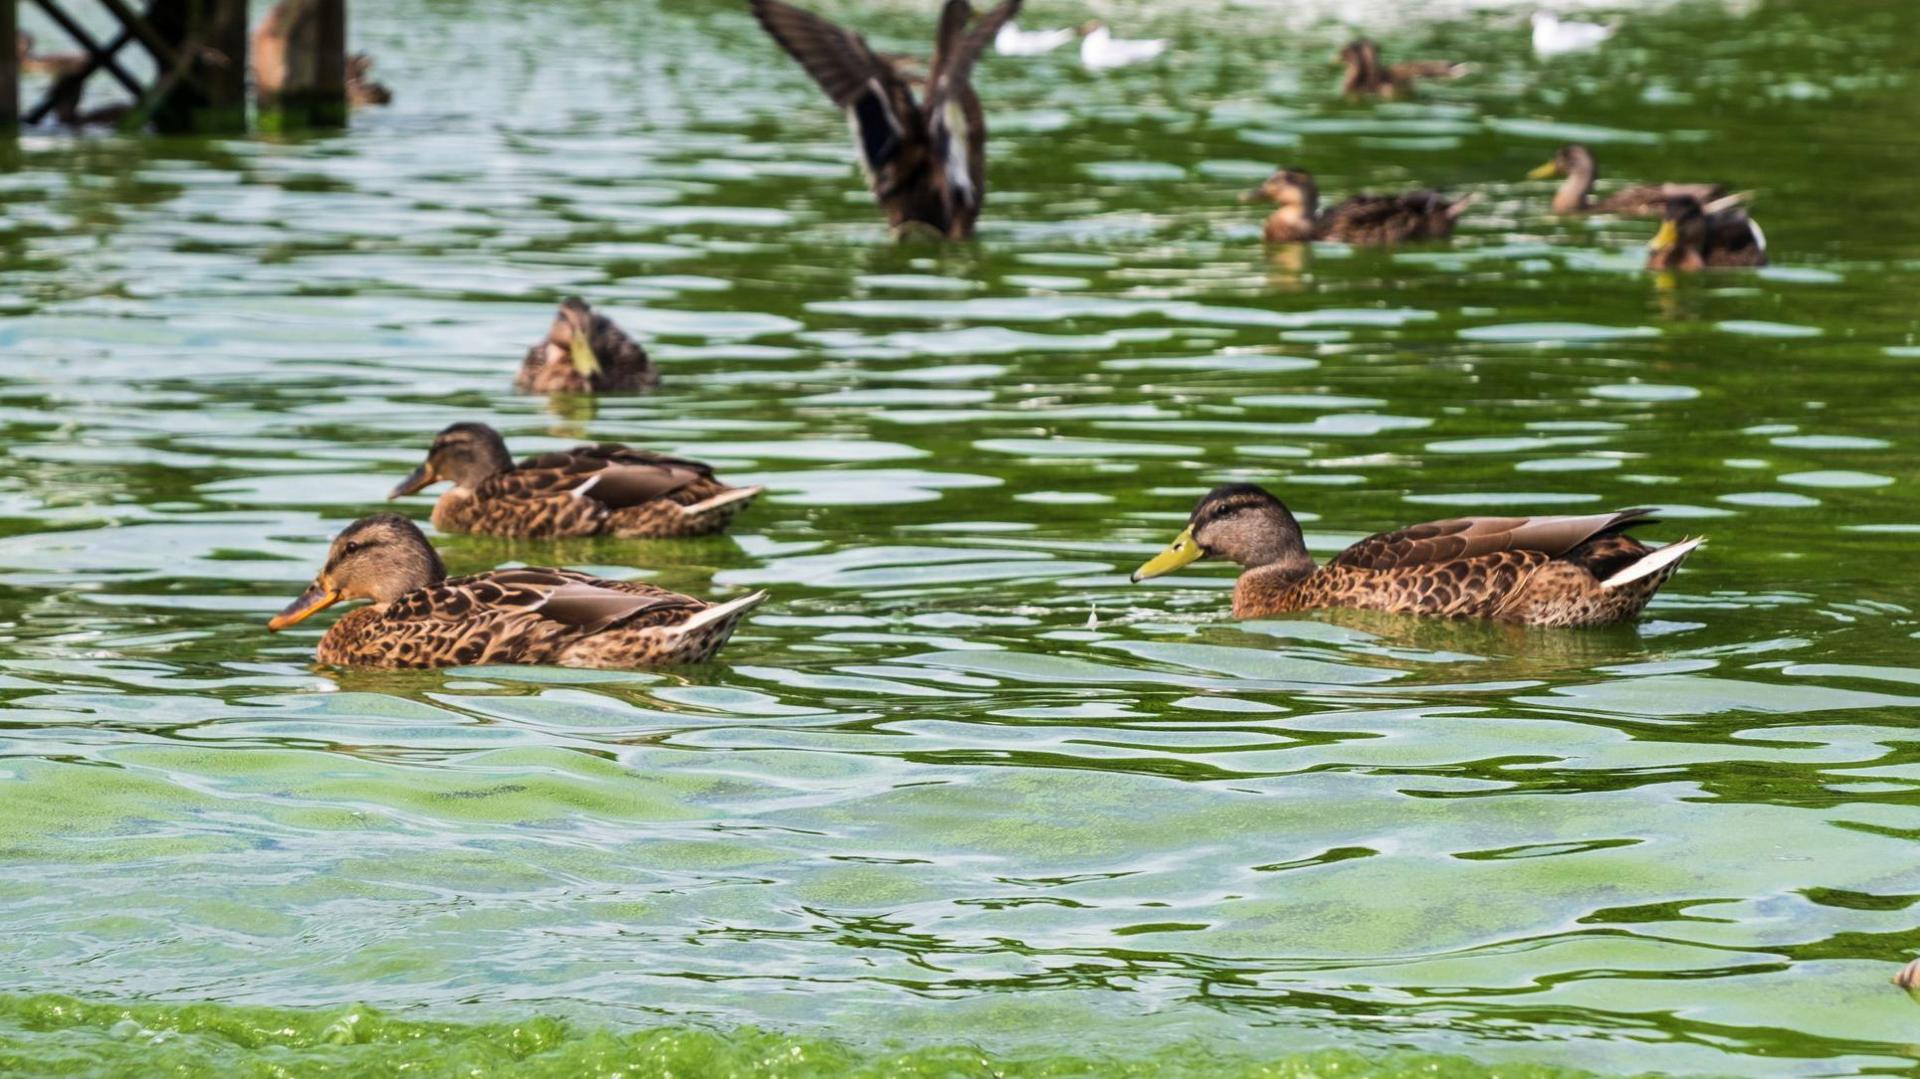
[925,0,1020,225]
[1331,509,1657,571]
[750,0,925,191]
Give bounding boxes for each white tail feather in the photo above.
[1601,538,1703,590]
[679,485,764,521]
[670,590,768,637]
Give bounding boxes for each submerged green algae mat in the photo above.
[3,0,1920,1075]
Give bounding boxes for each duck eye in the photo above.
[342,541,362,554]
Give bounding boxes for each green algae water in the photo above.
[4,0,1920,1074]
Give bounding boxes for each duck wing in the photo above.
[924,0,1020,233]
[1318,191,1462,243]
[750,0,928,196]
[493,446,713,508]
[1330,509,1657,571]
[395,569,704,633]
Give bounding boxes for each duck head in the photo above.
[388,422,515,499]
[1132,484,1313,582]
[269,514,447,630]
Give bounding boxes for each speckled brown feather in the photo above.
[1310,192,1471,245]
[430,445,757,540]
[1339,40,1466,98]
[1220,508,1694,628]
[313,568,765,668]
[515,313,657,394]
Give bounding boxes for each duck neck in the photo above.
[1554,158,1596,213]
[1231,556,1316,618]
[1264,206,1316,243]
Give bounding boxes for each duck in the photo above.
[347,53,392,106]
[1337,38,1470,99]
[1647,194,1767,270]
[389,422,763,539]
[266,514,766,668]
[1079,22,1167,72]
[1527,144,1724,217]
[994,20,1072,56]
[1132,485,1702,628]
[750,0,1019,240]
[514,297,658,394]
[1531,12,1615,58]
[45,69,135,129]
[16,31,88,76]
[1243,167,1476,245]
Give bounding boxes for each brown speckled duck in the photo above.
[1527,144,1724,216]
[1131,484,1702,628]
[750,0,1021,240]
[267,514,766,668]
[1337,38,1469,99]
[390,422,762,539]
[347,53,391,106]
[1244,167,1475,245]
[515,297,658,394]
[1647,194,1767,271]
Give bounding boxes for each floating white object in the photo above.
[995,21,1074,56]
[1086,603,1099,630]
[1531,12,1616,58]
[1080,23,1168,72]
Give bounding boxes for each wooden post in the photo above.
[1,0,18,134]
[252,0,346,132]
[146,0,248,134]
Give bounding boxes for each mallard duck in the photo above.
[1527,144,1724,216]
[1131,484,1702,628]
[267,514,766,667]
[749,0,1020,240]
[1337,38,1469,98]
[1243,167,1476,245]
[347,53,392,106]
[389,422,762,539]
[515,297,658,394]
[1647,194,1767,270]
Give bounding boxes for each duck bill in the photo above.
[1648,220,1678,251]
[388,464,432,499]
[1526,161,1561,180]
[268,582,341,631]
[1130,527,1204,583]
[568,332,602,377]
[1237,186,1267,204]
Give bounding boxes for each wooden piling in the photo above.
[145,0,249,134]
[1,0,17,134]
[252,0,347,132]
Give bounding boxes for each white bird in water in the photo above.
[995,21,1074,56]
[1080,22,1168,72]
[1531,12,1616,58]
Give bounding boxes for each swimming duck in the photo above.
[1337,38,1469,98]
[1527,144,1724,217]
[515,297,658,394]
[389,422,763,539]
[1079,22,1167,72]
[16,31,87,75]
[1647,194,1767,270]
[750,0,1020,240]
[1243,167,1476,245]
[1530,12,1615,57]
[267,513,766,668]
[347,53,392,106]
[1132,484,1701,628]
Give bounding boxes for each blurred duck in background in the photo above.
[1337,38,1469,98]
[1647,194,1768,270]
[994,20,1073,56]
[1527,144,1725,216]
[1079,22,1167,71]
[1531,11,1616,57]
[1243,167,1476,245]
